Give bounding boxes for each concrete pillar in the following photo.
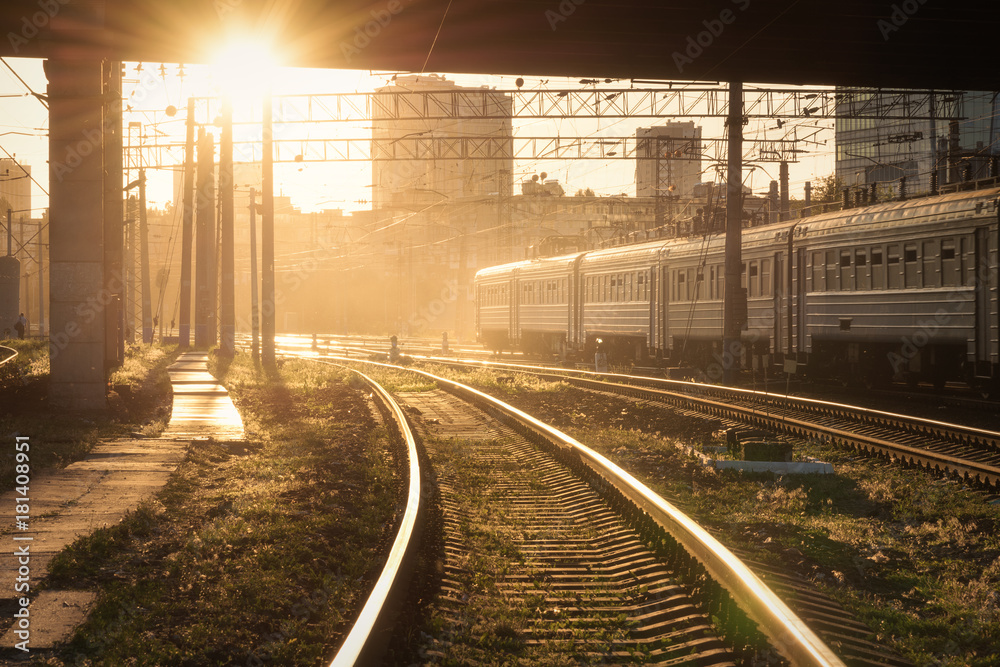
[46,58,107,410]
[103,61,124,365]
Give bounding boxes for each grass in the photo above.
[41,352,403,666]
[421,363,568,396]
[431,365,1000,667]
[0,341,179,493]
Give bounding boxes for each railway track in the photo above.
[416,356,1000,491]
[273,349,915,665]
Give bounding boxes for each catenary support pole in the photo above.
[219,96,235,356]
[139,170,153,343]
[723,81,744,385]
[262,92,276,370]
[250,187,260,363]
[179,97,195,347]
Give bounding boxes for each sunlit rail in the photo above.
[281,345,846,667]
[0,345,17,368]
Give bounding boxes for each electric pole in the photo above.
[249,188,260,363]
[179,97,195,347]
[262,92,276,370]
[139,169,153,343]
[219,96,235,357]
[723,81,744,384]
[194,128,214,347]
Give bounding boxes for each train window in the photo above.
[825,250,837,289]
[904,244,918,288]
[811,252,824,291]
[760,259,771,296]
[942,240,959,287]
[619,273,626,302]
[748,262,759,298]
[677,270,686,301]
[923,240,939,287]
[626,273,633,301]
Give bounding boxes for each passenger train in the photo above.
[474,186,1000,392]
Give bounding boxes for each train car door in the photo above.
[570,256,584,351]
[974,226,998,376]
[773,251,783,358]
[509,274,519,348]
[648,264,657,356]
[796,247,807,354]
[660,263,670,358]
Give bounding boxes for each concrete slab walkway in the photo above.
[0,350,243,656]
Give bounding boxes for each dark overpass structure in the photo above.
[1,0,998,407]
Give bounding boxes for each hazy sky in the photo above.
[0,56,836,216]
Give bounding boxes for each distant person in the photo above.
[388,335,401,363]
[594,340,608,373]
[14,313,26,339]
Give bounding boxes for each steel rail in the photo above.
[412,355,1000,452]
[0,345,17,368]
[411,354,1000,488]
[314,353,846,667]
[306,362,423,667]
[574,374,1000,488]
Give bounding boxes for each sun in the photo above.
[209,38,281,105]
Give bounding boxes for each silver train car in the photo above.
[475,187,1000,391]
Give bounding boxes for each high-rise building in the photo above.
[635,122,703,199]
[835,90,1000,196]
[0,158,31,222]
[371,74,513,214]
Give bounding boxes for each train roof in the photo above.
[793,186,1000,239]
[475,186,1000,279]
[475,251,586,280]
[578,238,668,264]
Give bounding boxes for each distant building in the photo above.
[0,158,31,222]
[371,74,513,216]
[635,122,703,199]
[835,90,1000,196]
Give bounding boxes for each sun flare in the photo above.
[209,38,280,103]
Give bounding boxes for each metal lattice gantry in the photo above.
[213,87,968,122]
[124,85,966,171]
[131,136,803,167]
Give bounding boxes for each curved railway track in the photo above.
[275,349,889,665]
[413,356,1000,491]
